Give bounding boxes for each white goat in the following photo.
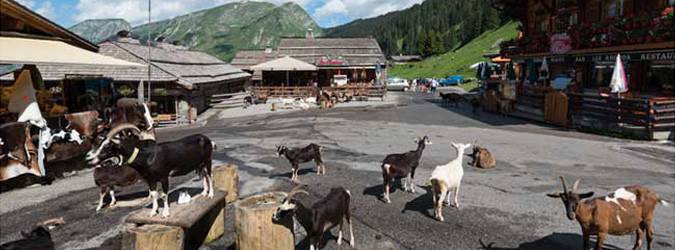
[428,142,471,221]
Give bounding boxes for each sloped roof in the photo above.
[278,38,386,67]
[250,56,317,71]
[390,55,422,62]
[231,50,280,70]
[103,41,250,88]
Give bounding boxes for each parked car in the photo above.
[386,78,410,91]
[440,75,464,86]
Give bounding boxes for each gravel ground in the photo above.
[1,92,673,250]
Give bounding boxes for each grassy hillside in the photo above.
[389,21,519,88]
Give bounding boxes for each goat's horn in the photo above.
[572,179,580,193]
[106,124,141,139]
[287,185,309,200]
[559,176,568,193]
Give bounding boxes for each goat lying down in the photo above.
[547,177,670,250]
[273,185,354,250]
[86,124,215,217]
[381,136,431,203]
[276,144,325,181]
[0,218,65,250]
[429,143,471,221]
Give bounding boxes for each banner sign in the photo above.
[317,58,349,67]
[514,51,674,63]
[550,34,573,54]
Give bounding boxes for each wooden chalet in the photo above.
[489,0,675,140]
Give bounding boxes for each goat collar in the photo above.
[125,148,140,165]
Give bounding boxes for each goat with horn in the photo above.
[547,176,670,250]
[273,185,354,250]
[86,124,216,217]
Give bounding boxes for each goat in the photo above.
[439,92,464,107]
[93,157,143,211]
[469,144,495,169]
[428,143,471,221]
[0,218,65,250]
[85,124,215,217]
[547,177,671,250]
[273,185,354,250]
[276,144,325,181]
[380,136,432,203]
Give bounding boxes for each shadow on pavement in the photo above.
[270,168,316,180]
[400,185,435,219]
[478,233,623,250]
[424,96,530,127]
[363,178,406,202]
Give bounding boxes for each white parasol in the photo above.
[610,54,628,94]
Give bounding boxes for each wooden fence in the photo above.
[251,86,386,100]
[568,94,675,139]
[322,85,387,98]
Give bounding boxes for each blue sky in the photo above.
[16,0,425,28]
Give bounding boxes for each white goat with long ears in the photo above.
[428,142,471,222]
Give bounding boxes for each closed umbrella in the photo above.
[610,54,628,96]
[507,61,516,80]
[527,59,537,84]
[540,57,549,81]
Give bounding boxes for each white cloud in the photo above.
[314,0,424,22]
[15,0,35,8]
[36,1,57,20]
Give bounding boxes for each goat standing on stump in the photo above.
[469,144,496,169]
[276,144,325,181]
[86,124,215,217]
[380,136,432,203]
[547,176,671,250]
[273,185,354,250]
[428,143,471,221]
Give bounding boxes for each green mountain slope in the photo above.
[69,19,132,44]
[325,0,502,57]
[131,2,321,61]
[389,21,519,88]
[70,2,321,62]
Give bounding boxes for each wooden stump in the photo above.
[234,192,294,250]
[204,208,225,243]
[213,165,239,203]
[271,103,278,111]
[122,224,183,250]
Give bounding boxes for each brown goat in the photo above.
[547,177,670,250]
[469,145,495,169]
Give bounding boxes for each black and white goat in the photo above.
[380,136,431,203]
[276,144,325,181]
[85,124,215,217]
[273,185,354,250]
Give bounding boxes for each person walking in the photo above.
[431,78,439,94]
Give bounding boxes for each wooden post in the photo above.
[212,165,239,203]
[234,192,294,250]
[122,224,183,250]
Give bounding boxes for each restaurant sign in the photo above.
[317,58,349,67]
[574,51,675,62]
[550,34,573,54]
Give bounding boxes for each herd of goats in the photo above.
[0,99,672,250]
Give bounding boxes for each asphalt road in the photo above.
[1,92,674,250]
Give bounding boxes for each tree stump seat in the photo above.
[123,190,227,250]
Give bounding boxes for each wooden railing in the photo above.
[250,86,316,99]
[651,97,675,132]
[322,85,387,98]
[568,94,673,134]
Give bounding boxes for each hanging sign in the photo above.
[550,34,573,54]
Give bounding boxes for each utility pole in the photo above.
[147,0,152,102]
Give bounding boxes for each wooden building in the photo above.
[491,0,675,140]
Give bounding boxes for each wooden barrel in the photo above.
[212,164,239,203]
[234,192,294,250]
[122,224,183,250]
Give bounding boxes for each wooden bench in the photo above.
[122,190,228,250]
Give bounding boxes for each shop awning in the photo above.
[0,37,144,68]
[491,56,511,63]
[250,56,317,71]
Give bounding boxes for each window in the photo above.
[588,61,631,88]
[645,61,675,95]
